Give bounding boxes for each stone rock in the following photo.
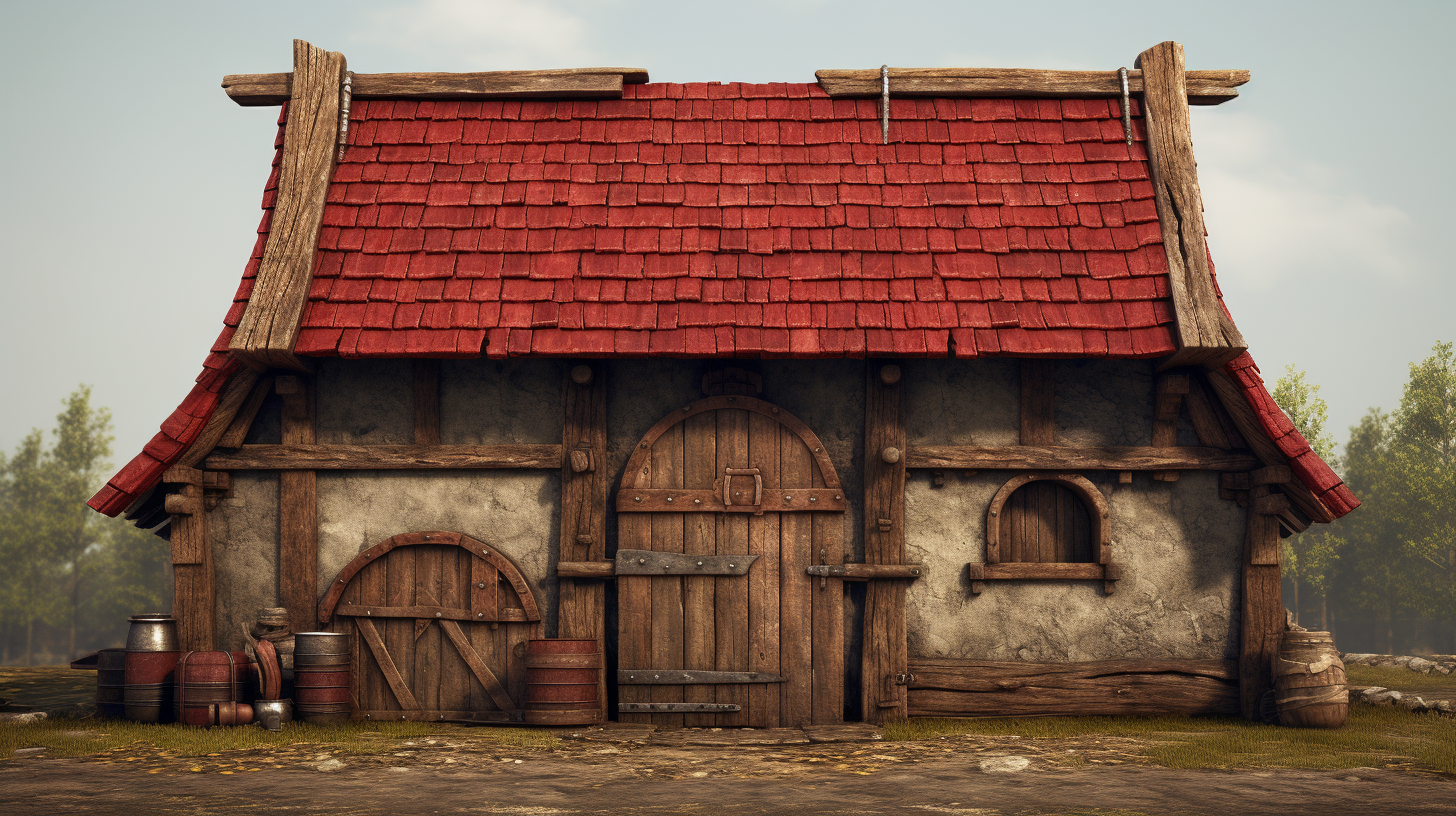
[1364,689,1402,706]
[314,758,345,772]
[1406,657,1435,674]
[979,756,1031,773]
[1435,700,1453,714]
[12,747,48,757]
[1435,664,1453,676]
[0,712,47,724]
[1342,654,1377,665]
[1398,696,1427,711]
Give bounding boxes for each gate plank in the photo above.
[779,422,814,727]
[414,547,444,713]
[714,408,751,727]
[650,421,687,728]
[440,619,516,712]
[469,556,493,713]
[437,548,471,712]
[812,513,845,724]
[356,618,420,710]
[747,410,782,728]
[384,545,416,711]
[619,427,654,724]
[682,410,718,727]
[356,559,387,712]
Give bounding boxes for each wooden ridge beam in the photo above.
[229,40,347,370]
[204,443,563,471]
[906,445,1259,471]
[815,67,1249,105]
[224,67,650,106]
[1139,42,1248,368]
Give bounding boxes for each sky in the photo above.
[1,0,1450,467]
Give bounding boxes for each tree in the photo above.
[47,387,115,659]
[0,431,66,664]
[1272,365,1338,627]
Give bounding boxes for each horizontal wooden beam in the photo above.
[906,445,1259,471]
[804,563,926,581]
[204,444,562,470]
[223,68,649,106]
[815,67,1250,105]
[334,604,528,623]
[557,561,616,579]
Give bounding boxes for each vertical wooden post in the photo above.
[413,360,441,445]
[863,362,907,723]
[1019,360,1055,445]
[164,468,213,650]
[1152,372,1190,481]
[277,375,318,634]
[1240,484,1284,720]
[558,363,607,720]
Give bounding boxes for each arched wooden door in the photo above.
[318,531,542,722]
[616,396,847,728]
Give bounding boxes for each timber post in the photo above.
[277,374,319,634]
[1240,484,1285,720]
[557,363,608,721]
[863,362,908,722]
[163,467,214,650]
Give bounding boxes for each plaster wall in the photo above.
[210,473,280,651]
[902,359,1244,662]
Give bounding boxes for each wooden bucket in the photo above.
[174,651,253,726]
[523,639,602,726]
[96,649,127,718]
[123,650,179,723]
[294,633,352,724]
[1275,630,1348,728]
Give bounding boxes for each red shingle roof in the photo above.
[89,81,1356,520]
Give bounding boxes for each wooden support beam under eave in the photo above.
[223,67,650,106]
[815,67,1250,105]
[228,40,346,371]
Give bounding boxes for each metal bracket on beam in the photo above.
[615,550,758,576]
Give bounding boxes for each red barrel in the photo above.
[524,639,602,726]
[174,651,254,726]
[294,632,352,723]
[96,649,127,718]
[124,651,180,723]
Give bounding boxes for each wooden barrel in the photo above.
[523,639,602,726]
[1275,630,1348,728]
[174,651,253,726]
[124,650,179,723]
[294,633,351,723]
[96,649,127,718]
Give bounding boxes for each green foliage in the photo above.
[1272,365,1340,625]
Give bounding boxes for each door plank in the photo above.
[437,548,471,712]
[811,511,845,724]
[747,410,782,727]
[440,619,516,712]
[384,545,416,709]
[468,556,493,712]
[619,427,654,724]
[649,421,687,728]
[413,547,444,713]
[779,421,815,727]
[681,410,718,726]
[356,617,420,710]
[714,408,751,727]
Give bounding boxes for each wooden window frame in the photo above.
[967,473,1121,594]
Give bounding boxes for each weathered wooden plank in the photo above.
[779,421,815,727]
[649,421,686,728]
[905,445,1259,471]
[468,556,494,713]
[435,548,470,712]
[277,376,318,635]
[811,511,844,725]
[615,550,758,576]
[334,603,527,622]
[383,544,416,711]
[556,561,616,579]
[224,68,649,106]
[215,374,273,451]
[681,410,717,726]
[169,483,212,650]
[747,410,782,728]
[414,549,444,714]
[981,563,1108,580]
[814,67,1249,105]
[911,658,1238,685]
[412,360,440,446]
[618,669,784,684]
[1240,497,1285,721]
[1183,375,1234,449]
[356,559,388,712]
[907,672,1239,718]
[1153,372,1190,481]
[440,619,515,712]
[206,443,563,470]
[1138,42,1247,368]
[715,408,751,727]
[863,362,908,723]
[616,488,848,513]
[229,41,346,370]
[1019,360,1055,446]
[804,563,925,580]
[356,617,418,711]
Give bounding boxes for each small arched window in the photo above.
[969,474,1120,594]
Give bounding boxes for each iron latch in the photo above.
[723,467,763,514]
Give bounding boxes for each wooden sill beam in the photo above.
[815,67,1249,105]
[224,68,649,106]
[204,443,563,470]
[906,445,1259,471]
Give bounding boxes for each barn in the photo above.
[90,40,1357,727]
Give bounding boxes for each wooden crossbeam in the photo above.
[815,67,1249,105]
[204,443,563,470]
[906,445,1258,471]
[224,67,650,106]
[356,617,420,711]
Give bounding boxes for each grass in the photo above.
[1346,665,1456,700]
[886,706,1456,774]
[0,666,95,712]
[0,717,562,762]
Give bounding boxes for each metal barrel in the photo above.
[96,649,127,718]
[294,633,352,724]
[1275,630,1348,728]
[174,651,253,727]
[123,650,180,723]
[125,614,179,653]
[523,639,602,726]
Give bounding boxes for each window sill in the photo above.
[966,562,1122,594]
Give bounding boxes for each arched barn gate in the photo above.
[615,396,848,728]
[318,532,542,722]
